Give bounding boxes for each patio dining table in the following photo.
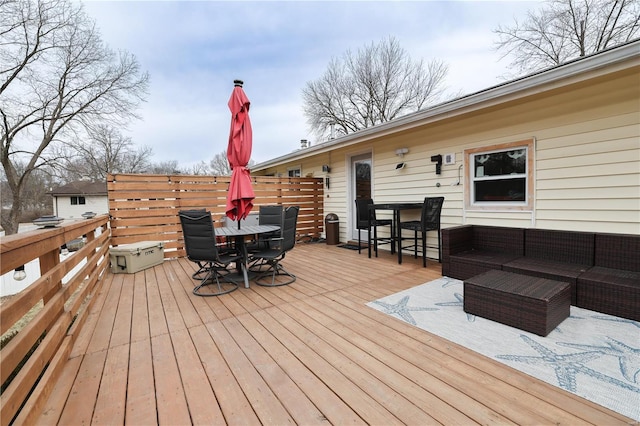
[216,224,280,288]
[369,202,423,264]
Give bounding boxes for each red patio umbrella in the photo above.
[225,79,255,226]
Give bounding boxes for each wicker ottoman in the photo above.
[464,270,571,336]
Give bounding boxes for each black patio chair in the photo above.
[248,205,283,251]
[177,209,210,280]
[180,209,235,280]
[250,205,299,286]
[179,210,243,296]
[355,198,393,257]
[399,196,445,267]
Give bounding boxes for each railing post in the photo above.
[40,248,61,305]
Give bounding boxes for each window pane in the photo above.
[354,160,371,200]
[79,196,86,205]
[474,149,526,177]
[474,178,526,202]
[71,197,77,205]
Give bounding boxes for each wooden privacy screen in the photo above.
[107,173,324,257]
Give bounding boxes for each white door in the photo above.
[350,153,372,241]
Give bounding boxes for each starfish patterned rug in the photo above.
[367,277,640,421]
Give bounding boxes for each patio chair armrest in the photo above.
[267,237,285,251]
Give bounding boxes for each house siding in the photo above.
[257,65,640,244]
[54,195,109,219]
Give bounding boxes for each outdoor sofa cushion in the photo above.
[577,267,640,321]
[442,225,524,280]
[503,229,594,304]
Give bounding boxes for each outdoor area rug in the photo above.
[367,276,640,421]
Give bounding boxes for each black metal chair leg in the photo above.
[373,225,378,257]
[422,230,427,267]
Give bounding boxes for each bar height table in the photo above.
[369,202,423,264]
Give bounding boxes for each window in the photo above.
[287,168,301,178]
[71,196,86,205]
[465,139,534,210]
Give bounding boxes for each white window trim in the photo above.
[464,139,534,211]
[287,166,301,178]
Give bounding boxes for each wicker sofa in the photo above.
[442,225,640,321]
[576,233,640,321]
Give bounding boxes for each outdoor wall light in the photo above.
[13,265,26,281]
[322,165,331,173]
[431,154,443,175]
[395,148,409,157]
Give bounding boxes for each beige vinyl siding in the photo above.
[367,70,639,234]
[534,81,639,232]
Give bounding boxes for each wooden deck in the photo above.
[36,243,632,425]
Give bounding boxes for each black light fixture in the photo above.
[322,165,331,173]
[431,154,443,175]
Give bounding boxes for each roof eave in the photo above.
[252,40,639,172]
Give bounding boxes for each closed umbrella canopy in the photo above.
[225,79,255,223]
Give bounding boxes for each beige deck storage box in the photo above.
[110,241,164,274]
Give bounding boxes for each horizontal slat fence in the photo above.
[107,173,324,257]
[0,216,111,426]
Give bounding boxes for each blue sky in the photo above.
[81,1,539,168]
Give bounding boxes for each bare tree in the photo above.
[210,150,232,176]
[0,0,149,234]
[184,161,211,176]
[1,163,53,220]
[302,36,448,140]
[147,160,181,175]
[209,149,255,176]
[60,125,152,181]
[494,0,640,75]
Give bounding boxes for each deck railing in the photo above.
[0,215,110,425]
[0,174,324,423]
[107,173,325,257]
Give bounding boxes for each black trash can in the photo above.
[325,213,339,245]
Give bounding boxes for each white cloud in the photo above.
[81,0,540,169]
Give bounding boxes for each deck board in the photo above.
[92,344,128,424]
[152,333,191,425]
[235,313,365,425]
[189,323,261,426]
[126,339,157,424]
[171,328,226,425]
[205,320,296,425]
[36,243,634,425]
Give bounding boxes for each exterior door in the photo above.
[350,153,372,241]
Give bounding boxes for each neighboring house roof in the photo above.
[252,39,639,171]
[49,180,108,196]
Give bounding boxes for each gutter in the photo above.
[253,39,639,171]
